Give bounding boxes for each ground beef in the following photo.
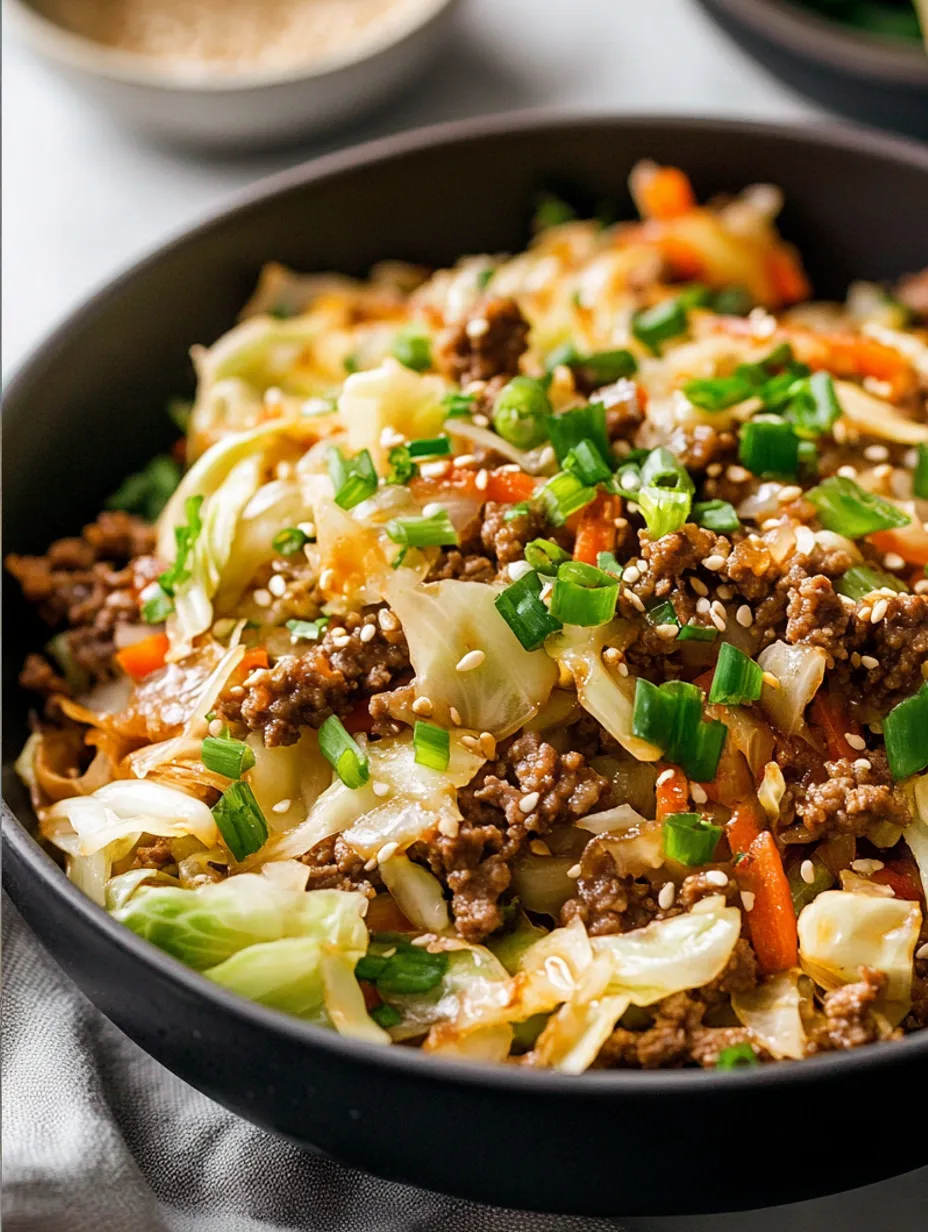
[794,751,910,840]
[846,593,928,710]
[217,610,410,746]
[675,425,738,475]
[560,840,658,937]
[623,523,726,610]
[596,991,759,1070]
[785,574,850,661]
[19,653,71,699]
[604,383,645,444]
[725,540,855,643]
[422,732,612,941]
[810,968,898,1051]
[425,548,496,584]
[478,501,572,570]
[300,834,379,898]
[435,297,530,386]
[7,511,160,691]
[131,837,176,872]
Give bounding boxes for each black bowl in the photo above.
[4,114,928,1218]
[697,0,928,139]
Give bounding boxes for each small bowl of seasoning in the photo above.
[7,0,462,148]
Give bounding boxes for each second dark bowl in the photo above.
[3,113,928,1217]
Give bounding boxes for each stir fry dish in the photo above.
[10,163,928,1072]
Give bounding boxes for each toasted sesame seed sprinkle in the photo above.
[626,591,646,613]
[378,609,400,632]
[466,317,490,339]
[508,560,534,581]
[253,588,272,607]
[882,552,906,571]
[703,554,726,572]
[715,585,734,601]
[762,672,780,689]
[622,565,641,584]
[860,654,879,670]
[656,769,675,787]
[873,463,893,482]
[319,568,335,591]
[271,798,292,814]
[696,597,711,615]
[863,444,889,462]
[380,426,406,448]
[853,758,872,772]
[363,857,378,872]
[858,604,872,622]
[727,465,751,484]
[778,485,802,503]
[710,608,727,633]
[836,464,858,480]
[359,623,377,644]
[538,444,557,468]
[372,780,390,798]
[472,414,490,428]
[916,942,928,962]
[475,468,489,492]
[331,635,351,650]
[800,860,816,885]
[243,670,265,687]
[567,863,582,879]
[658,882,676,910]
[706,463,723,478]
[845,732,867,751]
[691,783,708,805]
[460,735,480,752]
[690,577,709,597]
[454,454,477,468]
[267,574,287,598]
[456,649,486,672]
[412,696,433,717]
[740,891,756,912]
[529,839,551,856]
[870,598,889,623]
[479,731,497,759]
[705,870,729,888]
[736,604,753,628]
[377,841,399,864]
[603,647,622,666]
[614,516,629,530]
[422,502,444,517]
[850,858,884,874]
[447,707,462,727]
[438,816,460,838]
[420,459,451,479]
[656,623,679,640]
[916,580,928,595]
[617,661,629,677]
[519,791,541,814]
[207,718,225,737]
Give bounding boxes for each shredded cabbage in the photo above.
[757,641,827,736]
[338,358,447,468]
[379,855,450,934]
[732,970,808,1060]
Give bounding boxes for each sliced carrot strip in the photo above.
[735,829,799,973]
[655,765,690,820]
[635,165,697,220]
[116,632,169,682]
[809,690,860,762]
[573,491,619,566]
[241,648,269,673]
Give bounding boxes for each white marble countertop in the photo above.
[2,0,925,1226]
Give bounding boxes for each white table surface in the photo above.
[2,0,926,1226]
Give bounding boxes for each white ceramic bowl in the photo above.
[7,0,461,148]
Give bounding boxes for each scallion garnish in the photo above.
[106,454,182,523]
[391,327,432,372]
[476,267,495,291]
[142,583,174,625]
[640,446,695,495]
[549,560,619,627]
[502,501,532,523]
[211,781,269,860]
[547,344,638,386]
[272,526,311,556]
[151,495,204,618]
[494,569,562,650]
[407,435,452,458]
[201,736,256,779]
[632,678,727,781]
[539,471,597,526]
[710,285,753,316]
[637,488,692,539]
[533,191,576,230]
[785,370,842,439]
[286,617,329,641]
[684,372,757,412]
[805,475,911,538]
[370,1003,403,1029]
[913,444,928,500]
[385,509,459,548]
[564,438,613,486]
[883,682,928,780]
[343,353,360,375]
[545,403,611,465]
[611,460,642,496]
[631,297,689,355]
[356,936,449,994]
[738,416,800,478]
[692,499,740,533]
[318,715,370,789]
[492,376,551,449]
[327,446,378,510]
[662,812,723,866]
[167,397,193,434]
[596,550,623,577]
[386,445,418,485]
[835,565,908,601]
[708,642,763,706]
[646,599,679,628]
[716,1042,759,1070]
[413,720,451,771]
[442,390,475,417]
[677,622,719,642]
[524,538,571,576]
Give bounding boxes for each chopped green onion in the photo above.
[494,569,562,650]
[677,622,719,643]
[913,444,928,500]
[167,397,193,434]
[356,938,449,994]
[413,720,450,772]
[492,376,551,449]
[370,1003,403,1029]
[157,495,204,598]
[407,436,452,458]
[539,471,597,526]
[640,446,695,495]
[476,267,495,291]
[564,438,613,486]
[106,454,182,523]
[385,510,459,548]
[533,191,576,230]
[272,526,311,556]
[142,584,174,625]
[318,715,370,789]
[636,487,692,539]
[646,599,679,628]
[708,642,763,706]
[788,856,834,915]
[286,617,329,641]
[201,736,256,779]
[784,370,842,440]
[549,560,618,626]
[738,416,800,478]
[267,302,296,319]
[710,285,753,316]
[883,682,928,780]
[631,298,688,354]
[386,445,418,485]
[524,538,571,576]
[211,781,269,860]
[442,390,475,417]
[684,716,728,782]
[343,353,360,375]
[836,565,908,601]
[692,499,740,533]
[716,1042,759,1070]
[663,812,723,866]
[391,327,432,372]
[632,678,726,781]
[684,373,756,412]
[503,501,532,523]
[596,550,623,577]
[546,403,611,465]
[805,475,910,538]
[547,344,637,385]
[327,446,378,510]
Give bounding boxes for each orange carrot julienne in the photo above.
[655,765,690,820]
[116,632,169,682]
[573,491,619,565]
[726,801,764,857]
[241,648,269,673]
[809,690,860,762]
[735,829,798,973]
[410,466,538,508]
[659,234,705,280]
[766,247,811,306]
[870,527,928,569]
[635,165,697,220]
[485,468,538,505]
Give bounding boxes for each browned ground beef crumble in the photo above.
[436,296,530,387]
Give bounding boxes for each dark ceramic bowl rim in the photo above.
[5,109,928,1101]
[702,0,928,85]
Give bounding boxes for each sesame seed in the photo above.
[422,502,444,517]
[844,732,867,751]
[620,471,639,491]
[625,591,646,613]
[479,732,497,759]
[863,444,889,462]
[454,454,477,468]
[853,758,872,772]
[656,623,679,640]
[836,464,858,480]
[715,585,734,601]
[359,623,377,644]
[412,696,433,717]
[800,860,816,885]
[916,942,928,962]
[460,735,480,752]
[363,857,378,872]
[703,554,726,572]
[475,469,489,492]
[691,783,708,805]
[870,598,889,623]
[466,317,490,339]
[710,608,727,633]
[271,798,292,814]
[696,597,711,615]
[740,891,756,912]
[438,816,460,838]
[656,769,675,787]
[850,858,884,874]
[377,841,399,864]
[529,839,551,856]
[227,685,245,699]
[603,647,622,666]
[658,882,676,910]
[706,463,723,478]
[297,521,316,538]
[736,604,753,628]
[331,635,351,650]
[860,654,879,670]
[319,568,335,591]
[472,414,490,428]
[378,609,400,632]
[449,706,462,726]
[538,445,557,469]
[380,426,405,448]
[498,463,522,473]
[727,465,751,484]
[243,670,265,687]
[777,485,802,503]
[508,560,534,581]
[690,577,709,597]
[372,781,390,798]
[207,718,225,737]
[456,649,486,672]
[873,464,894,482]
[268,574,287,598]
[793,526,816,556]
[519,791,541,814]
[566,863,582,879]
[617,662,629,677]
[917,580,928,595]
[420,459,451,479]
[253,588,272,607]
[614,516,629,530]
[858,605,872,622]
[711,599,727,620]
[622,565,641,584]
[705,870,729,888]
[761,672,780,689]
